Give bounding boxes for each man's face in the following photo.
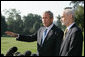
[42,13,53,27]
[60,12,70,26]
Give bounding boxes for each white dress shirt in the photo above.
[67,22,75,31]
[42,23,54,43]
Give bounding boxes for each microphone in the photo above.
[14,52,24,56]
[24,50,32,56]
[1,53,4,56]
[17,54,24,56]
[31,53,38,56]
[13,52,21,56]
[6,46,17,56]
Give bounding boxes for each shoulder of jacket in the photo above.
[71,25,82,33]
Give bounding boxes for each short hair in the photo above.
[44,11,53,19]
[64,7,72,9]
[64,7,75,19]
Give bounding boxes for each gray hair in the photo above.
[44,11,53,19]
[64,7,75,19]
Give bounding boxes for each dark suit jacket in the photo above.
[16,24,64,56]
[59,23,83,56]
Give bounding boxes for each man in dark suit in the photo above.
[60,7,83,56]
[5,11,64,56]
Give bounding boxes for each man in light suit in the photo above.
[60,7,83,56]
[5,11,64,56]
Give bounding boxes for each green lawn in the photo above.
[82,41,84,56]
[82,32,84,56]
[1,37,37,55]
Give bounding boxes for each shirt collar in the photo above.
[45,23,54,31]
[67,22,75,31]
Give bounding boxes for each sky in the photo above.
[1,1,73,21]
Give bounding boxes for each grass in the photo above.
[82,32,84,56]
[1,37,37,55]
[82,41,84,56]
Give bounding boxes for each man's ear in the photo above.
[70,14,73,19]
[51,18,53,22]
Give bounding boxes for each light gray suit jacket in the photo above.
[59,23,83,56]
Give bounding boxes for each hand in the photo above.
[5,31,18,37]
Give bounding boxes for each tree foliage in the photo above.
[4,9,23,34]
[23,13,42,35]
[3,8,42,35]
[70,1,84,8]
[56,15,66,31]
[75,6,84,31]
[1,15,7,36]
[70,1,84,31]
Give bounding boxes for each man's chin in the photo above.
[43,24,46,27]
[43,24,48,27]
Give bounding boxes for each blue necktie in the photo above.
[42,29,48,44]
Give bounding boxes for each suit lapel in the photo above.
[64,23,76,41]
[60,23,76,54]
[38,27,45,45]
[42,25,55,46]
[64,29,71,40]
[43,29,53,44]
[60,28,72,54]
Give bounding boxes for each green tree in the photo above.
[70,1,84,31]
[56,15,62,28]
[23,13,33,35]
[14,14,24,34]
[70,1,84,8]
[75,6,84,31]
[56,15,66,31]
[23,13,42,35]
[1,15,7,36]
[3,9,24,34]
